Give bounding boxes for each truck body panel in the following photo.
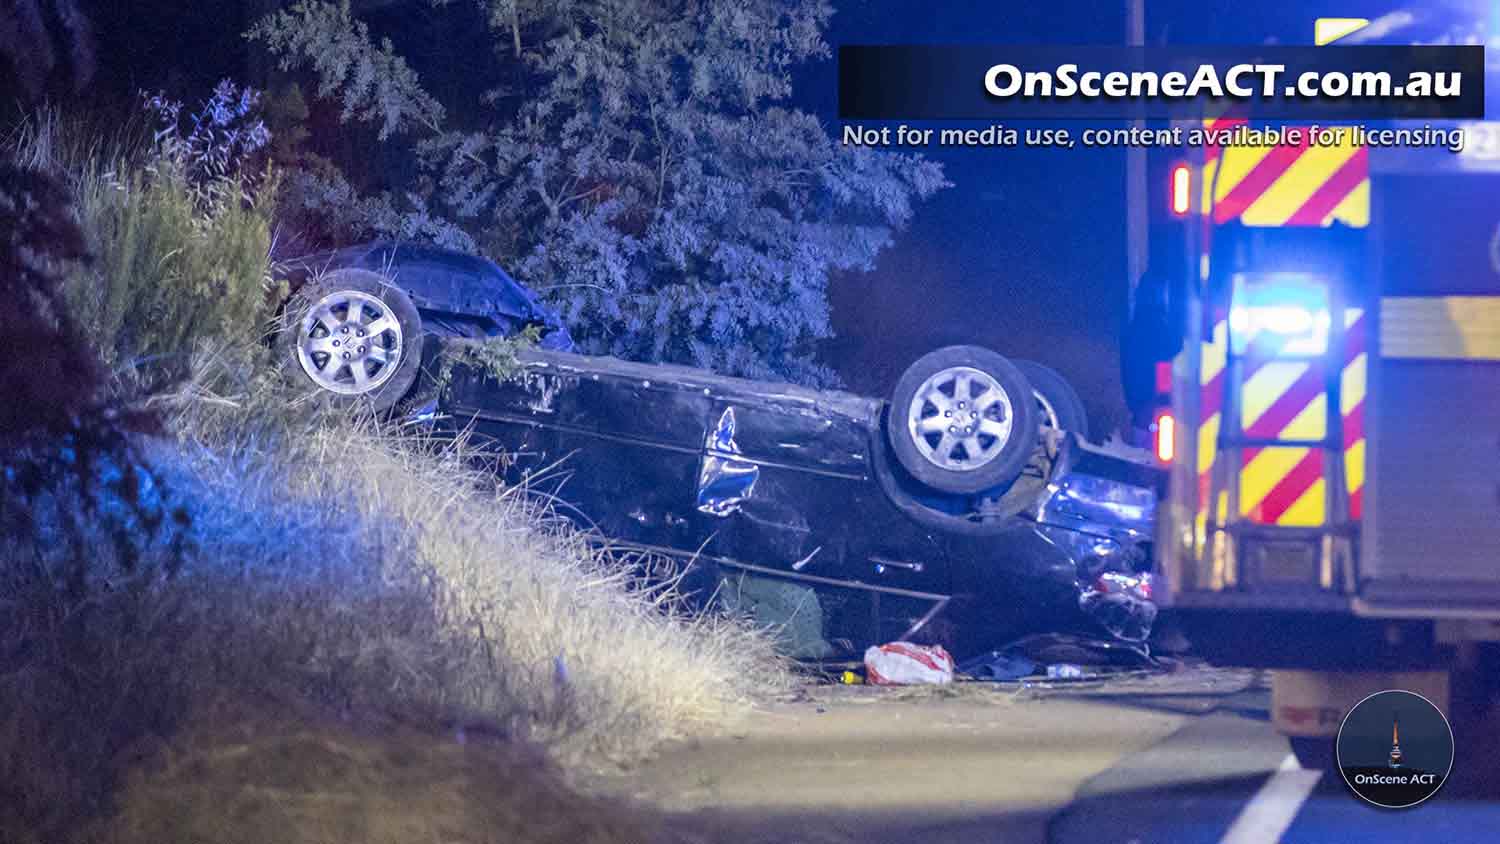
[1154,124,1500,662]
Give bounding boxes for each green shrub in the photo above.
[6,100,280,381]
[80,163,279,369]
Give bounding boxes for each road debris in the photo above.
[956,632,1161,684]
[955,650,1037,681]
[864,641,956,685]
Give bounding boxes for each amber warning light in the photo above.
[1170,163,1191,216]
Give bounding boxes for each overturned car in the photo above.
[274,243,1163,657]
[439,347,1162,656]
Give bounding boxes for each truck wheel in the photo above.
[1014,360,1090,438]
[887,346,1038,495]
[278,268,424,413]
[1289,736,1335,771]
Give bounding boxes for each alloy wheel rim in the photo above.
[294,290,403,395]
[906,366,1015,471]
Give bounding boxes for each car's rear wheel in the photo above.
[278,268,424,413]
[1014,359,1090,438]
[887,346,1038,495]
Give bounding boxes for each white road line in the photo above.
[1219,754,1323,844]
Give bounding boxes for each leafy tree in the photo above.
[249,0,946,384]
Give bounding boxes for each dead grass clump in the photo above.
[183,380,790,763]
[1,347,788,841]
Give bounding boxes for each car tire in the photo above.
[1014,360,1090,438]
[1289,736,1335,771]
[278,268,424,413]
[887,345,1038,495]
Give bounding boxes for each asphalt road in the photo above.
[611,665,1500,844]
[1050,685,1499,844]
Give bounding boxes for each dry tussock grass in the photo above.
[169,356,789,764]
[2,347,787,842]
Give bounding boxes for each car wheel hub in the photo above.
[906,366,1014,471]
[294,290,403,395]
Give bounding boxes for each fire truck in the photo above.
[1133,23,1500,768]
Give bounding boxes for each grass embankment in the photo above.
[1,108,786,844]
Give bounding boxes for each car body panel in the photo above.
[443,349,944,588]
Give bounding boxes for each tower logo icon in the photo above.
[1336,690,1453,809]
[1387,712,1402,770]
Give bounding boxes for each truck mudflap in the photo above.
[1272,669,1450,738]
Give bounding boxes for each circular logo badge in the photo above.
[1336,689,1453,808]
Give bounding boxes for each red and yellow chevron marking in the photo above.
[1195,310,1367,531]
[1200,115,1369,228]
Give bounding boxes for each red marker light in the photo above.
[1154,411,1176,464]
[1170,164,1190,216]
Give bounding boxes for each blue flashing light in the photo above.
[1228,273,1332,357]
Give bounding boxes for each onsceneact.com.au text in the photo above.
[983,63,1464,101]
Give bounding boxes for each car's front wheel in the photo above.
[886,345,1038,495]
[277,268,424,412]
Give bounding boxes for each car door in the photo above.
[690,381,954,593]
[443,349,715,551]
